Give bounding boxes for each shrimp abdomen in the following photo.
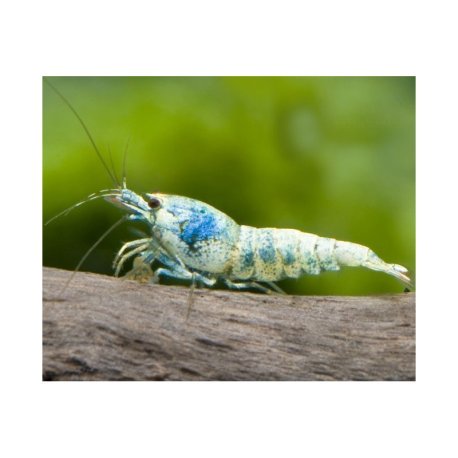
[231,226,336,282]
[230,226,412,288]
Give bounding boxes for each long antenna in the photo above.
[122,136,130,188]
[44,189,120,226]
[107,144,120,186]
[44,78,119,187]
[58,216,127,296]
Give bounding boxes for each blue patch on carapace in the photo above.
[177,207,223,246]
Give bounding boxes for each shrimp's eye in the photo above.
[148,197,161,209]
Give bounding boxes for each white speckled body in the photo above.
[108,190,413,293]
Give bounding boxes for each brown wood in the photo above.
[43,267,415,381]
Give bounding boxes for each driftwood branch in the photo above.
[43,267,415,381]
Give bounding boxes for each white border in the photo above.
[2,0,457,457]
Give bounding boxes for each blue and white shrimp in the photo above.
[104,188,413,294]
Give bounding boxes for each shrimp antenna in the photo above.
[122,136,130,188]
[44,189,121,226]
[44,78,119,188]
[59,215,127,296]
[107,144,120,186]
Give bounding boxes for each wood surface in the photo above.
[43,267,415,381]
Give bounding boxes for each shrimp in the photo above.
[105,190,413,293]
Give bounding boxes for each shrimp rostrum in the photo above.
[105,188,413,294]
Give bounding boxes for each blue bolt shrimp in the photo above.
[104,189,413,294]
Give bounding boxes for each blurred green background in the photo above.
[43,76,415,295]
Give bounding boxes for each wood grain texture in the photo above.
[43,267,415,381]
